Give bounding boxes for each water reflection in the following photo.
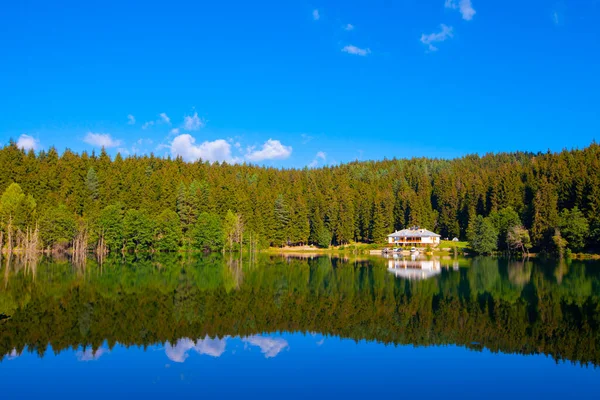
[244,335,289,358]
[76,346,110,362]
[1,253,600,367]
[385,254,462,280]
[386,255,442,280]
[164,335,289,362]
[166,336,228,362]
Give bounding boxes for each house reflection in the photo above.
[386,255,442,280]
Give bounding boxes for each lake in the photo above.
[1,253,600,398]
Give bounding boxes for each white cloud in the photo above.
[83,132,122,148]
[341,45,371,56]
[76,346,109,362]
[127,114,136,125]
[420,24,454,51]
[245,139,292,162]
[445,0,476,21]
[344,23,354,31]
[243,336,289,358]
[142,121,155,129]
[183,112,205,131]
[171,134,239,163]
[165,337,227,363]
[312,9,320,20]
[309,151,327,168]
[16,134,39,151]
[170,128,180,135]
[159,112,171,124]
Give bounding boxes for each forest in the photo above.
[1,255,599,366]
[0,141,598,254]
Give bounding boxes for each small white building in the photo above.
[387,227,441,247]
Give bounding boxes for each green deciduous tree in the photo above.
[468,215,498,254]
[193,212,224,251]
[155,209,182,251]
[39,205,77,250]
[558,207,589,252]
[489,207,522,250]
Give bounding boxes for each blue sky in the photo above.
[1,0,599,167]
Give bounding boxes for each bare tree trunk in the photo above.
[7,216,13,255]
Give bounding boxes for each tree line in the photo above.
[0,141,598,254]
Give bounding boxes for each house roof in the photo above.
[387,228,441,238]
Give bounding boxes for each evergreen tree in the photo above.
[86,167,99,201]
[273,195,290,246]
[532,177,559,247]
[98,204,124,252]
[123,209,154,251]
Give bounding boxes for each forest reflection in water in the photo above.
[1,252,600,367]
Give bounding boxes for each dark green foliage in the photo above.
[0,183,37,229]
[489,207,522,250]
[39,205,77,249]
[154,209,182,251]
[98,204,124,252]
[468,215,498,254]
[85,167,99,201]
[123,209,154,251]
[558,207,589,252]
[316,225,332,248]
[193,212,224,251]
[273,195,290,246]
[0,142,599,252]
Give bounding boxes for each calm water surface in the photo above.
[1,254,600,398]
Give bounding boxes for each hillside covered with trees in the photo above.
[0,142,598,254]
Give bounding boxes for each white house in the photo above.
[387,227,441,247]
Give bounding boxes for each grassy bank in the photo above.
[266,240,471,255]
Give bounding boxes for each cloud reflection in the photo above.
[6,349,20,360]
[243,335,289,358]
[165,336,227,363]
[76,346,109,362]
